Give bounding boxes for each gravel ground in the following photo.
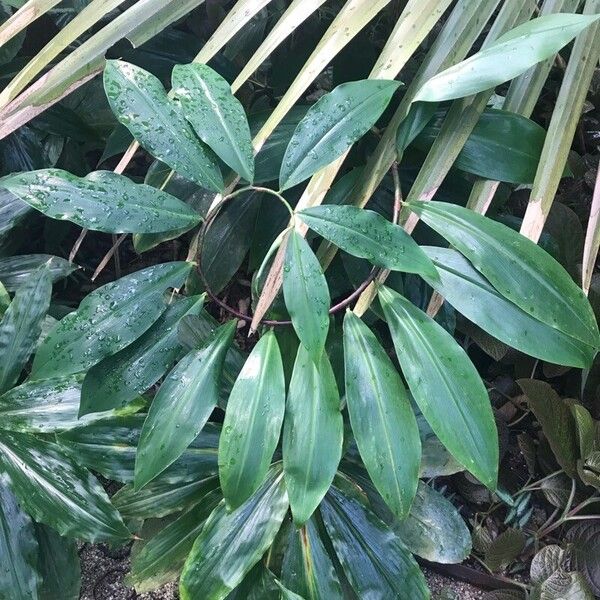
[79,544,485,599]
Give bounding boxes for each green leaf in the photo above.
[415,13,600,102]
[517,379,578,477]
[80,295,205,415]
[0,477,40,600]
[321,485,429,600]
[179,467,289,600]
[0,265,51,393]
[0,254,76,292]
[298,205,438,278]
[413,109,547,184]
[104,60,224,192]
[0,169,202,234]
[32,261,192,379]
[408,201,599,351]
[279,80,401,190]
[379,285,498,489]
[35,523,81,600]
[172,63,254,182]
[394,482,471,564]
[540,570,594,600]
[219,330,285,510]
[135,321,236,489]
[422,247,594,368]
[566,521,600,596]
[283,230,330,363]
[281,516,342,600]
[343,311,420,519]
[485,529,526,572]
[127,489,222,593]
[531,545,568,585]
[283,345,342,525]
[0,431,130,542]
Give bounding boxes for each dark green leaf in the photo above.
[298,205,438,278]
[566,521,600,596]
[283,230,330,363]
[343,311,420,519]
[408,201,599,351]
[530,545,568,585]
[172,63,254,182]
[135,321,236,489]
[104,60,224,192]
[0,431,130,543]
[485,529,526,572]
[219,330,285,509]
[279,80,401,190]
[0,254,76,292]
[379,285,498,488]
[539,570,594,600]
[179,467,289,600]
[0,189,31,244]
[0,169,202,234]
[80,295,205,415]
[32,261,192,379]
[283,345,342,525]
[321,485,429,600]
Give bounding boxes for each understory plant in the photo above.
[1,1,600,599]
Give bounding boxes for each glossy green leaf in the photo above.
[128,489,222,593]
[409,201,599,350]
[104,60,224,192]
[279,80,401,190]
[0,265,51,393]
[422,247,594,368]
[283,345,342,525]
[298,205,438,278]
[0,374,114,433]
[394,481,471,563]
[135,321,236,490]
[283,230,330,362]
[379,285,498,489]
[32,261,192,379]
[281,517,343,600]
[0,169,202,234]
[172,63,254,182]
[0,189,31,245]
[320,485,429,600]
[219,330,285,509]
[415,13,600,102]
[179,467,289,600]
[0,254,76,292]
[35,523,81,600]
[343,311,420,519]
[80,295,204,415]
[413,109,547,184]
[0,478,40,600]
[0,431,130,542]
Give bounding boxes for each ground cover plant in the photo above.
[1,1,600,599]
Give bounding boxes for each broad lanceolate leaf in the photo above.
[0,478,40,600]
[80,295,204,415]
[415,13,600,102]
[281,517,343,600]
[321,485,429,600]
[279,80,401,190]
[409,201,599,351]
[0,169,202,234]
[32,261,192,379]
[104,60,224,192]
[135,321,236,490]
[0,254,76,292]
[172,63,254,182]
[283,345,342,525]
[179,467,289,600]
[0,265,51,393]
[0,431,130,542]
[283,230,330,362]
[128,489,222,593]
[422,247,594,368]
[219,331,285,510]
[379,285,498,489]
[343,311,420,519]
[298,205,438,278]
